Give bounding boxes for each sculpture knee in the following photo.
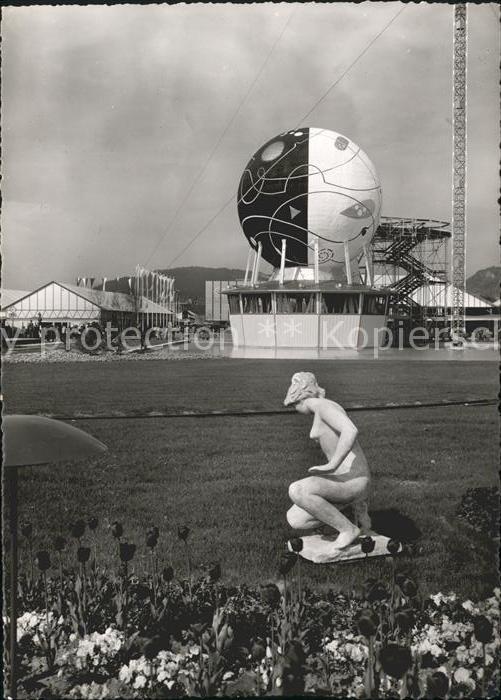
[288,480,307,505]
[286,506,304,529]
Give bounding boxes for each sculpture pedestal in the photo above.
[287,533,400,564]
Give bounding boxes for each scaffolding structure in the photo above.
[451,3,467,341]
[370,216,450,326]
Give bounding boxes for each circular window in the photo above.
[261,140,285,162]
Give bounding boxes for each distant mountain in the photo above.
[466,266,500,303]
[156,266,267,307]
[93,267,264,310]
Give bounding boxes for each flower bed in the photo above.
[6,522,500,698]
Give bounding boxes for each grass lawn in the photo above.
[4,358,499,599]
[3,357,497,416]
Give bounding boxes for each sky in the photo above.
[1,2,499,290]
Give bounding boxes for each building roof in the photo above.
[1,289,31,310]
[59,283,175,314]
[1,281,174,315]
[410,283,495,309]
[222,281,390,295]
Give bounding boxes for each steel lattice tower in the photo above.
[451,4,467,342]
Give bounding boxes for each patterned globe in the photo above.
[237,127,382,269]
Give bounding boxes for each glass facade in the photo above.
[320,293,360,314]
[228,296,240,314]
[229,291,389,315]
[362,294,387,315]
[241,293,272,314]
[275,293,316,314]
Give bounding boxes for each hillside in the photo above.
[96,265,500,309]
[466,266,500,303]
[156,267,249,304]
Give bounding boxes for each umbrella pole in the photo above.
[8,467,18,699]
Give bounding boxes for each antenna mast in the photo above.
[451,3,467,345]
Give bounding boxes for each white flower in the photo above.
[119,665,132,683]
[454,667,471,683]
[430,643,443,658]
[223,671,235,681]
[462,600,476,613]
[349,644,366,663]
[265,645,273,659]
[133,674,147,689]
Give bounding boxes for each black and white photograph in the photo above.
[1,2,499,698]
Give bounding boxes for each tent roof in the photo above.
[62,283,175,314]
[1,289,31,310]
[2,281,174,315]
[410,283,496,309]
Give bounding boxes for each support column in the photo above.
[244,248,253,285]
[344,242,353,286]
[251,243,262,286]
[363,244,373,286]
[314,239,319,284]
[279,239,287,285]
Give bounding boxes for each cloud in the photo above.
[1,2,498,289]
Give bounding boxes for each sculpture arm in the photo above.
[308,402,358,474]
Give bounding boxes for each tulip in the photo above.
[119,543,136,562]
[426,670,449,699]
[365,581,389,603]
[400,578,418,598]
[357,609,379,638]
[251,639,266,661]
[177,525,190,542]
[473,614,493,644]
[289,538,303,553]
[260,583,281,606]
[70,520,86,539]
[146,527,159,549]
[161,565,174,582]
[111,521,123,539]
[87,517,99,531]
[278,552,296,576]
[77,546,91,564]
[208,562,221,583]
[360,536,375,554]
[387,539,401,555]
[378,643,412,680]
[285,639,306,667]
[395,609,414,634]
[144,635,163,661]
[395,572,407,587]
[53,536,66,552]
[21,522,33,539]
[36,550,51,572]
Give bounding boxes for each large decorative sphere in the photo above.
[237,127,382,269]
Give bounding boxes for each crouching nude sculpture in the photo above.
[284,372,373,560]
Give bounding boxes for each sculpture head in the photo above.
[284,372,326,411]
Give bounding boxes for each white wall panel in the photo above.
[275,314,318,347]
[320,315,360,349]
[241,314,276,347]
[359,315,387,348]
[229,314,244,347]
